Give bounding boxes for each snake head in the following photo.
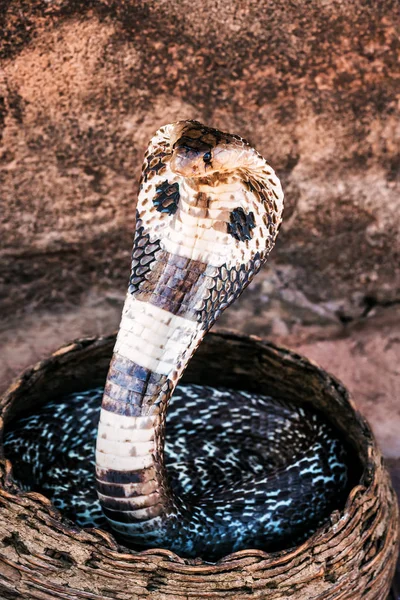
[170,121,246,178]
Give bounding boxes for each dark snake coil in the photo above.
[4,121,351,560]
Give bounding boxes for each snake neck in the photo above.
[96,292,206,533]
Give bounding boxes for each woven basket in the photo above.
[0,331,398,599]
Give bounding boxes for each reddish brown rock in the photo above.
[0,0,399,324]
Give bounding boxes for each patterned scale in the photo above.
[4,384,350,561]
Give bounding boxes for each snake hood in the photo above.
[137,120,284,270]
[95,120,285,554]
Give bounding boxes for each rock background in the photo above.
[0,0,399,588]
[1,1,399,322]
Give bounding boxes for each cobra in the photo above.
[5,121,350,560]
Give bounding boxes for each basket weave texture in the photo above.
[0,332,398,599]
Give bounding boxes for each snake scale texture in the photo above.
[5,121,350,560]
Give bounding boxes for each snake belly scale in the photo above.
[4,121,350,560]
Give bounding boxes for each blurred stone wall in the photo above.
[0,1,399,468]
[1,0,399,324]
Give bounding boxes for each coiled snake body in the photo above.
[5,121,350,560]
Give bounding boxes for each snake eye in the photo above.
[203,151,212,164]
